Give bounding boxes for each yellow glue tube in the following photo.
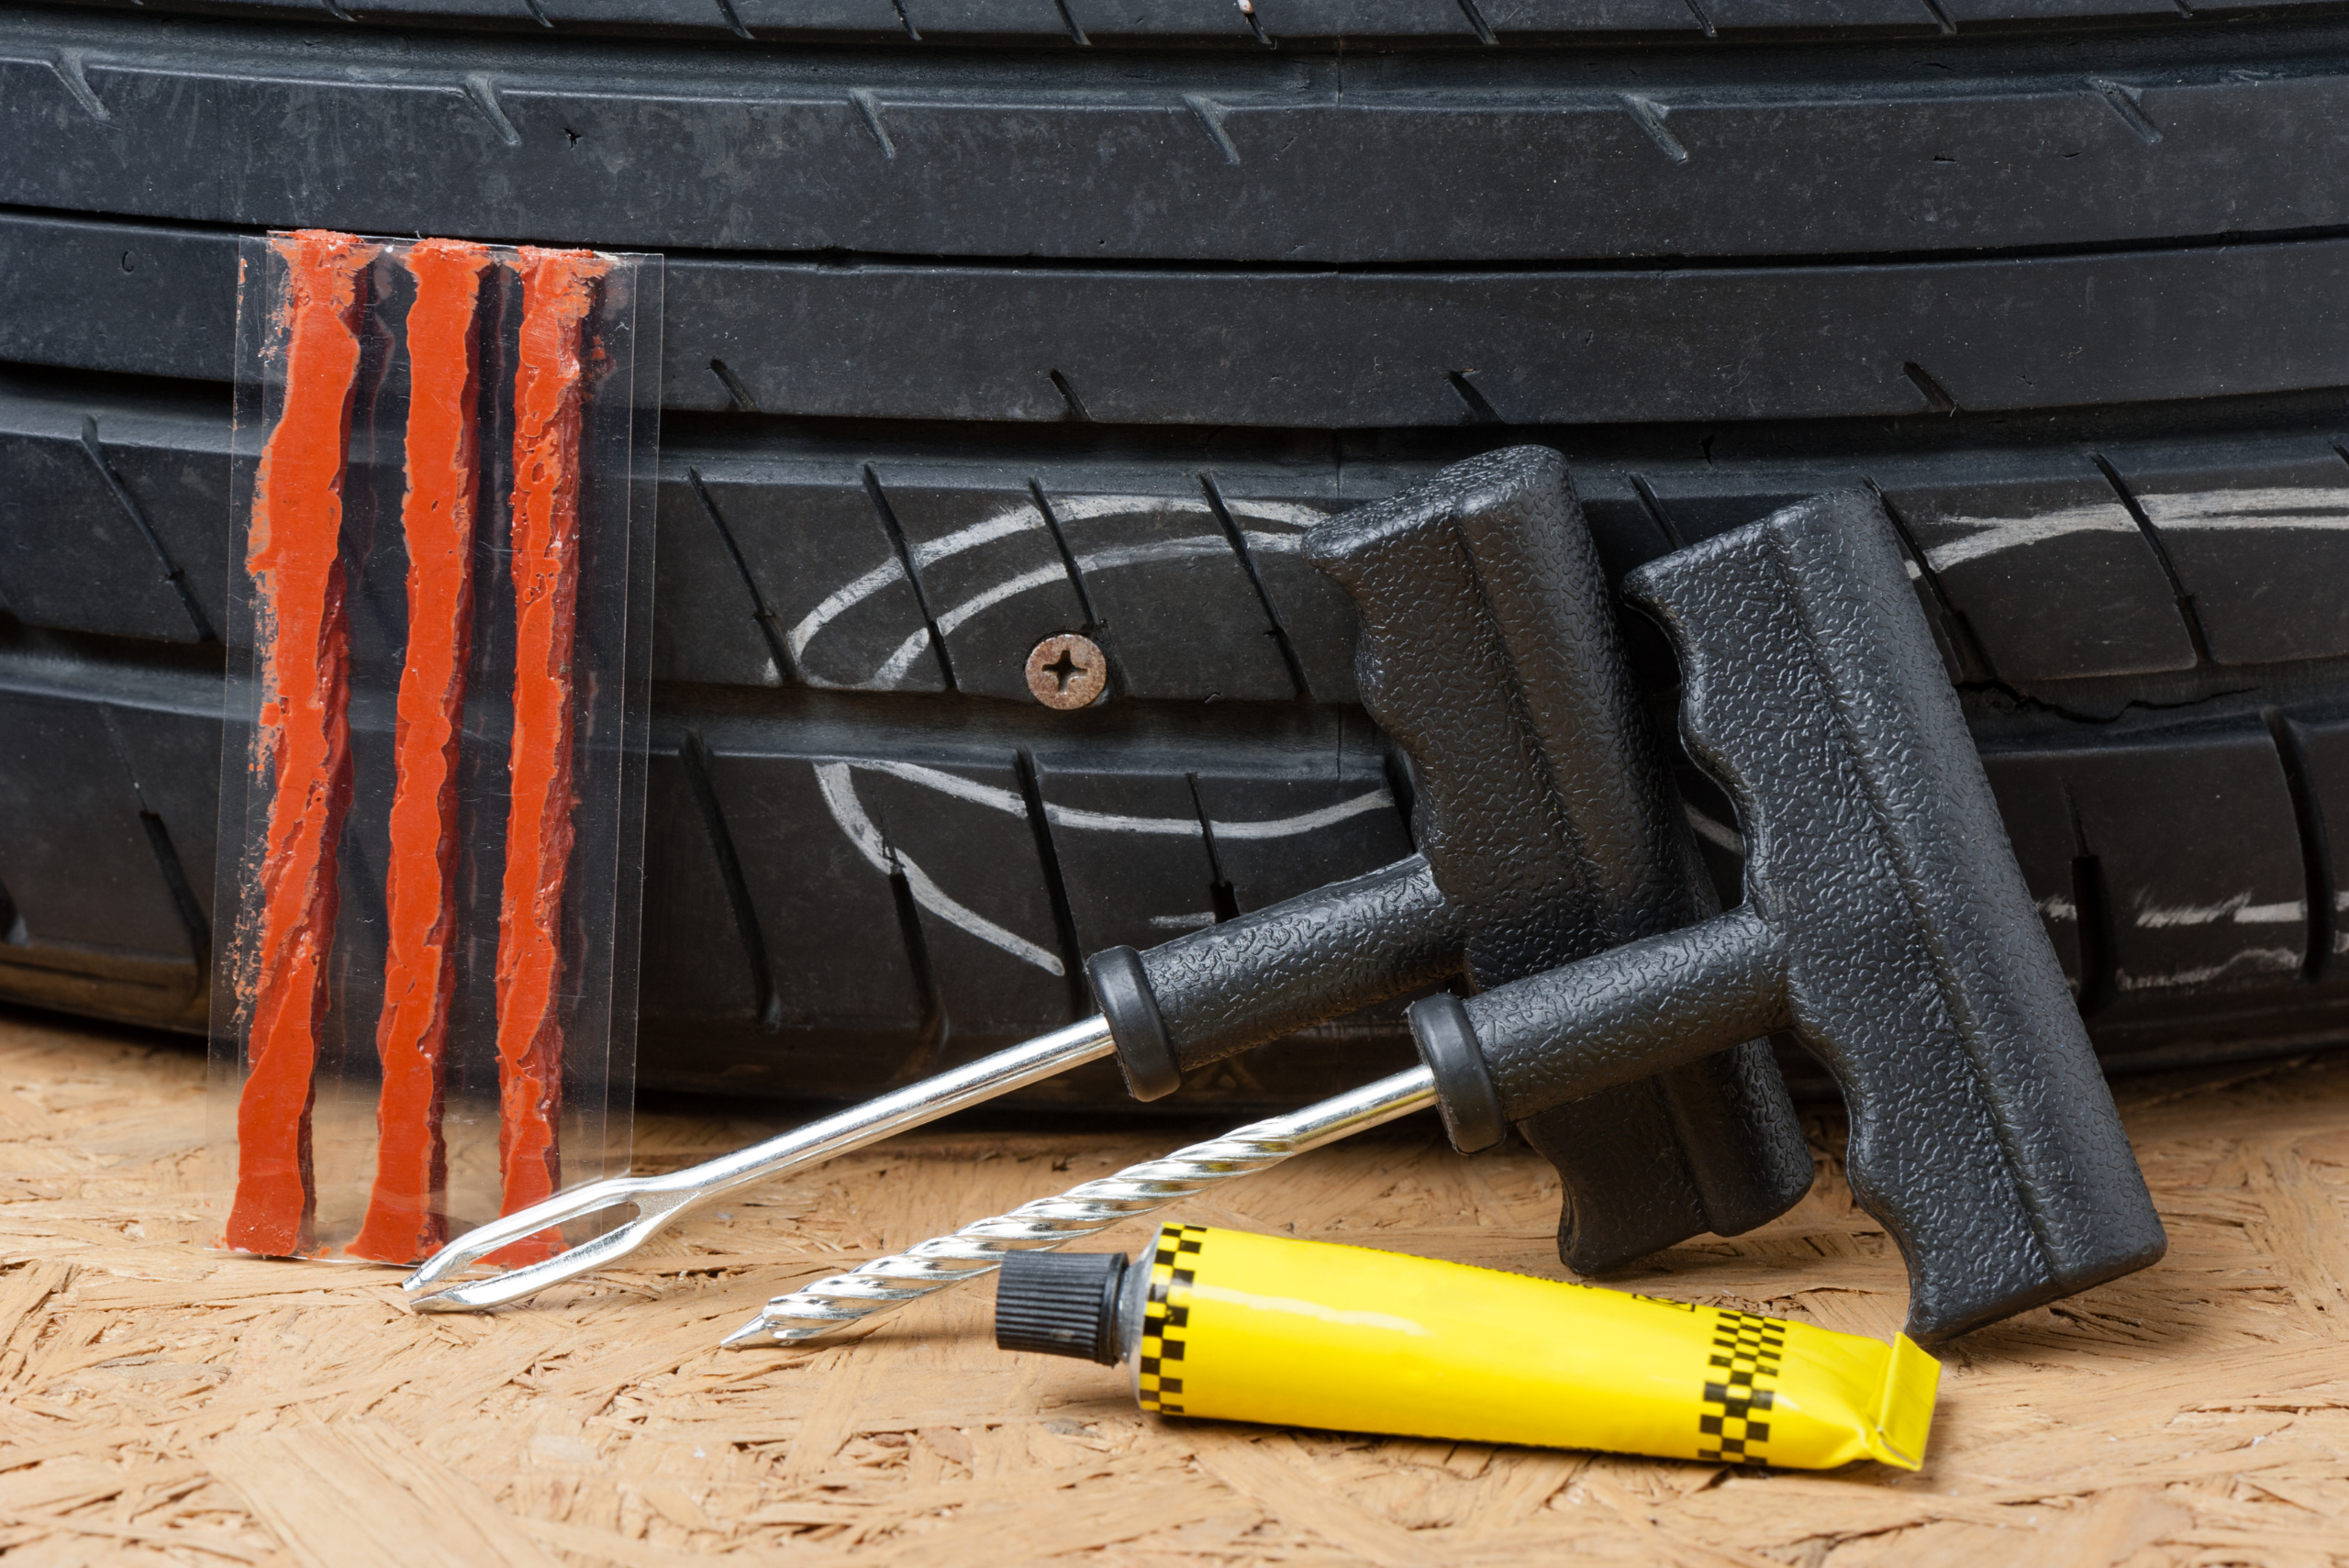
[995,1224,1938,1470]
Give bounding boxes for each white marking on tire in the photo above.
[841,758,1392,840]
[814,762,1065,975]
[2134,891,2304,928]
[790,494,1331,672]
[2137,487,2349,532]
[1915,502,2141,572]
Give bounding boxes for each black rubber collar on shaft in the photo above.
[1408,992,1508,1153]
[1087,946,1184,1102]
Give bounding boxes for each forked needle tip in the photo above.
[406,1285,481,1313]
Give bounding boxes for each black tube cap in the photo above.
[995,1250,1129,1365]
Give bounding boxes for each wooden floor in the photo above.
[2,1007,2348,1565]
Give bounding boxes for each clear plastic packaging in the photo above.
[209,231,660,1262]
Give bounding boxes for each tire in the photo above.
[4,1,2347,1105]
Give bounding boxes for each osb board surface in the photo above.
[3,1010,2349,1566]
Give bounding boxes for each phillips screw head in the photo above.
[1027,633,1108,709]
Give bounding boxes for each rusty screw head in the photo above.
[1026,633,1108,709]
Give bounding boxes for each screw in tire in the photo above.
[1027,634,1108,709]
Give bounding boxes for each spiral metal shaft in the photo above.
[719,1064,1440,1348]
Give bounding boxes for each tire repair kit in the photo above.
[222,234,2165,1472]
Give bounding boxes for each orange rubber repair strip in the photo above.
[226,229,377,1257]
[490,246,610,1262]
[348,239,494,1264]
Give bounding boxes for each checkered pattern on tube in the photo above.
[1698,1308,1786,1463]
[1137,1224,1208,1415]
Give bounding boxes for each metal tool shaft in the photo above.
[404,1018,1117,1309]
[720,1064,1440,1348]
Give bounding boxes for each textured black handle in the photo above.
[1628,491,2165,1341]
[1302,446,1811,1270]
[1419,908,1792,1129]
[1086,856,1464,1101]
[1413,910,1802,1256]
[1305,447,1685,983]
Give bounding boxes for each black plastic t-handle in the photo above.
[1085,448,1809,1270]
[1409,492,2167,1342]
[1301,447,1811,1265]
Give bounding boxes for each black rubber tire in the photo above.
[27,0,2349,46]
[5,0,2348,1106]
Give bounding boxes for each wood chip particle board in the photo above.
[1,1006,2348,1563]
